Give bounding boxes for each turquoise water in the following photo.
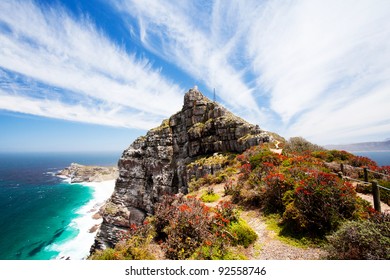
[0,152,119,260]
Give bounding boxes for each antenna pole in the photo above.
[213,88,216,103]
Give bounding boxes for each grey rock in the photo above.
[91,88,270,253]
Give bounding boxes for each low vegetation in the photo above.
[327,213,390,260]
[90,136,390,260]
[200,187,220,203]
[90,220,156,260]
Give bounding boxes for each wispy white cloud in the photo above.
[2,0,389,145]
[113,0,390,144]
[0,0,183,129]
[245,0,390,144]
[0,89,158,129]
[112,0,268,124]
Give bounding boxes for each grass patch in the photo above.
[191,245,248,260]
[200,192,220,203]
[253,243,263,258]
[264,214,326,248]
[229,218,258,248]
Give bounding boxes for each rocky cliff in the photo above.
[91,88,271,252]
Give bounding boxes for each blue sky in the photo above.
[0,0,389,152]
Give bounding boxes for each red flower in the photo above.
[130,223,137,231]
[179,204,191,212]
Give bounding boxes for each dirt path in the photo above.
[357,193,390,214]
[270,140,283,155]
[240,210,326,260]
[199,177,326,260]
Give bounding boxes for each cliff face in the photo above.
[91,88,270,251]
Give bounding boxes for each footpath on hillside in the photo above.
[198,182,326,260]
[198,142,390,260]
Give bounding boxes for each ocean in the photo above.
[352,151,390,166]
[0,152,120,260]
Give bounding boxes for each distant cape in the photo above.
[325,140,390,152]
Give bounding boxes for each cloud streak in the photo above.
[0,0,183,129]
[113,0,390,144]
[112,0,267,124]
[1,0,389,145]
[246,0,390,143]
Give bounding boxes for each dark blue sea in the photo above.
[0,152,120,260]
[353,151,390,166]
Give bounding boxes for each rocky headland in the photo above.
[91,88,271,252]
[57,163,118,183]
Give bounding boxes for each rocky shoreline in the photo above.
[57,163,118,183]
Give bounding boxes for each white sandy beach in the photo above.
[50,179,116,260]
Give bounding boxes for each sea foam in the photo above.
[47,180,116,260]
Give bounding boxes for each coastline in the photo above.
[49,179,116,260]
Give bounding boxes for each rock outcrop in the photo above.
[57,163,118,183]
[91,88,270,252]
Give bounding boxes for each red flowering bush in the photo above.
[154,195,213,259]
[214,201,239,224]
[236,154,248,163]
[239,163,252,179]
[249,148,284,169]
[262,172,293,212]
[154,196,257,260]
[283,171,358,235]
[349,155,377,169]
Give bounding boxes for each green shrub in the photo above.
[191,244,247,260]
[329,150,352,161]
[90,248,119,260]
[284,137,325,155]
[327,217,390,260]
[201,192,220,203]
[311,150,352,162]
[229,219,258,248]
[212,173,227,184]
[188,177,206,192]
